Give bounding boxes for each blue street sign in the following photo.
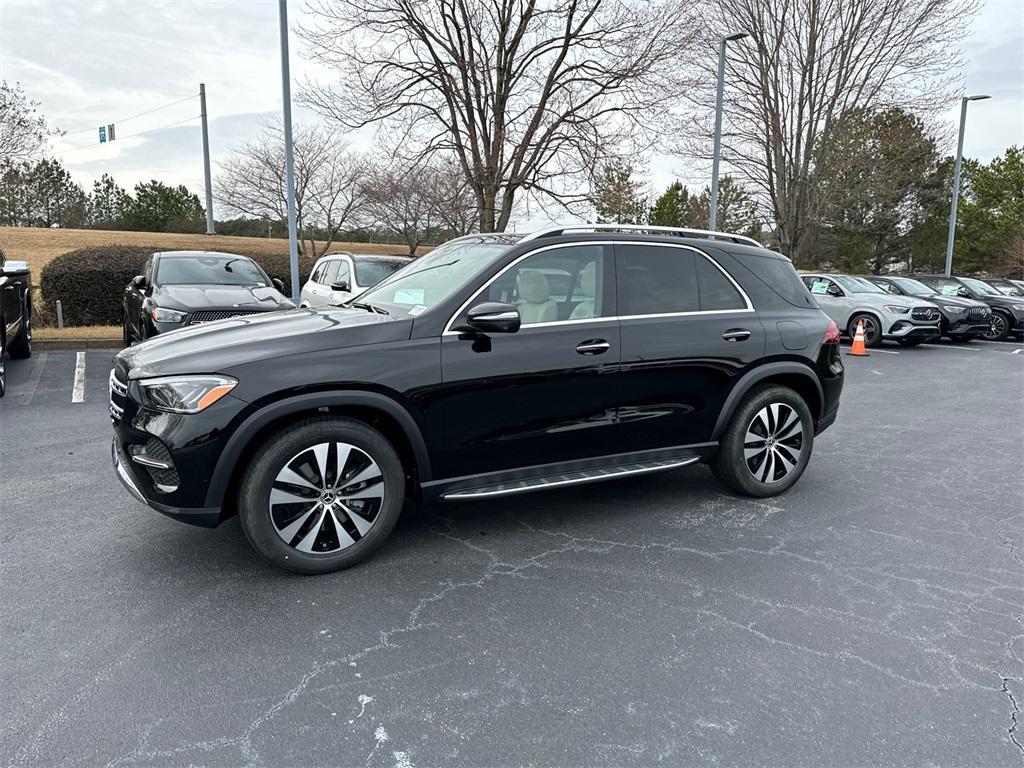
[99,126,107,143]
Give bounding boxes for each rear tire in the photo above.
[238,417,405,574]
[8,302,31,359]
[848,314,881,348]
[712,385,814,498]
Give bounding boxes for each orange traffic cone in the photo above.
[846,320,869,356]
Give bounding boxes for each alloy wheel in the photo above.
[743,403,804,484]
[268,442,385,554]
[860,317,879,345]
[983,314,1006,340]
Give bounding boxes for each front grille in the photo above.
[911,307,939,321]
[967,307,989,320]
[187,309,266,325]
[109,369,127,422]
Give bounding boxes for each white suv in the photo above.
[299,253,411,308]
[801,273,941,347]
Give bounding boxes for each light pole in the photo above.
[944,94,990,276]
[709,31,749,232]
[199,83,215,235]
[278,0,301,304]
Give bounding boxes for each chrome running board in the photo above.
[441,457,700,501]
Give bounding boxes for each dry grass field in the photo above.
[0,227,416,277]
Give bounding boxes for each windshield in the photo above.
[357,237,514,313]
[960,277,1000,296]
[890,277,936,295]
[353,257,410,288]
[156,256,270,286]
[984,279,1024,297]
[834,275,885,294]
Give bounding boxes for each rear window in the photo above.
[354,257,409,288]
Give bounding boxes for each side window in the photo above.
[310,263,324,284]
[321,260,341,285]
[618,244,698,316]
[881,281,898,294]
[695,255,746,311]
[805,277,832,296]
[482,245,606,325]
[335,259,351,286]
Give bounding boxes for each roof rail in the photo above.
[518,223,762,248]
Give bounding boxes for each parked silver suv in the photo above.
[801,273,940,347]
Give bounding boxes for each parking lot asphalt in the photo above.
[1,339,1023,767]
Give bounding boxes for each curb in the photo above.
[32,339,122,351]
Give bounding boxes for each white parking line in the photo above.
[71,352,86,403]
[1013,348,1023,355]
[921,343,980,352]
[868,348,900,355]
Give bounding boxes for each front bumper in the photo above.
[882,320,940,340]
[112,437,222,527]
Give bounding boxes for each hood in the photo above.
[153,283,294,312]
[976,292,1024,309]
[852,292,924,308]
[912,293,988,308]
[118,306,413,379]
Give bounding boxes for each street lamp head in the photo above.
[966,94,991,101]
[725,31,750,41]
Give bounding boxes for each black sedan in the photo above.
[867,275,991,340]
[122,251,295,345]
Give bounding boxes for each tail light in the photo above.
[822,320,841,345]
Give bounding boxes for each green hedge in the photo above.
[40,245,316,326]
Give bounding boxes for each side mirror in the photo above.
[957,287,971,298]
[827,285,843,297]
[460,302,521,334]
[331,280,350,292]
[271,277,285,291]
[131,275,147,288]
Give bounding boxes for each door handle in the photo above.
[576,339,610,355]
[722,329,751,342]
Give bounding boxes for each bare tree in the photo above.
[216,122,368,258]
[364,158,478,255]
[299,0,697,232]
[683,0,976,265]
[0,81,50,168]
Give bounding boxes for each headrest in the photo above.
[517,269,550,303]
[578,261,596,298]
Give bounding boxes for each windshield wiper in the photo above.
[346,301,389,315]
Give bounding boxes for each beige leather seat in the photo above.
[569,261,598,320]
[516,269,558,325]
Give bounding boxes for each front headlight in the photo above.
[150,307,187,323]
[138,375,237,414]
[882,305,910,314]
[942,305,966,314]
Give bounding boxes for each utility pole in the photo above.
[278,0,300,303]
[709,32,749,232]
[199,83,215,235]
[944,94,991,276]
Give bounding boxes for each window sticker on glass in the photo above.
[408,305,427,316]
[810,279,830,295]
[940,285,958,296]
[393,288,426,305]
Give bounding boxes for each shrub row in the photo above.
[40,245,318,326]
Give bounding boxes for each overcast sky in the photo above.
[1,0,1021,228]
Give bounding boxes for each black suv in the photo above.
[110,226,844,574]
[866,275,991,340]
[0,246,32,397]
[914,274,1024,341]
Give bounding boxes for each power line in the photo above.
[55,114,202,155]
[59,92,199,136]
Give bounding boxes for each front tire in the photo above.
[238,417,405,574]
[982,311,1010,341]
[712,385,814,497]
[8,302,31,359]
[848,314,881,348]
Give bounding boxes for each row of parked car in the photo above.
[800,272,1024,347]
[121,251,411,344]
